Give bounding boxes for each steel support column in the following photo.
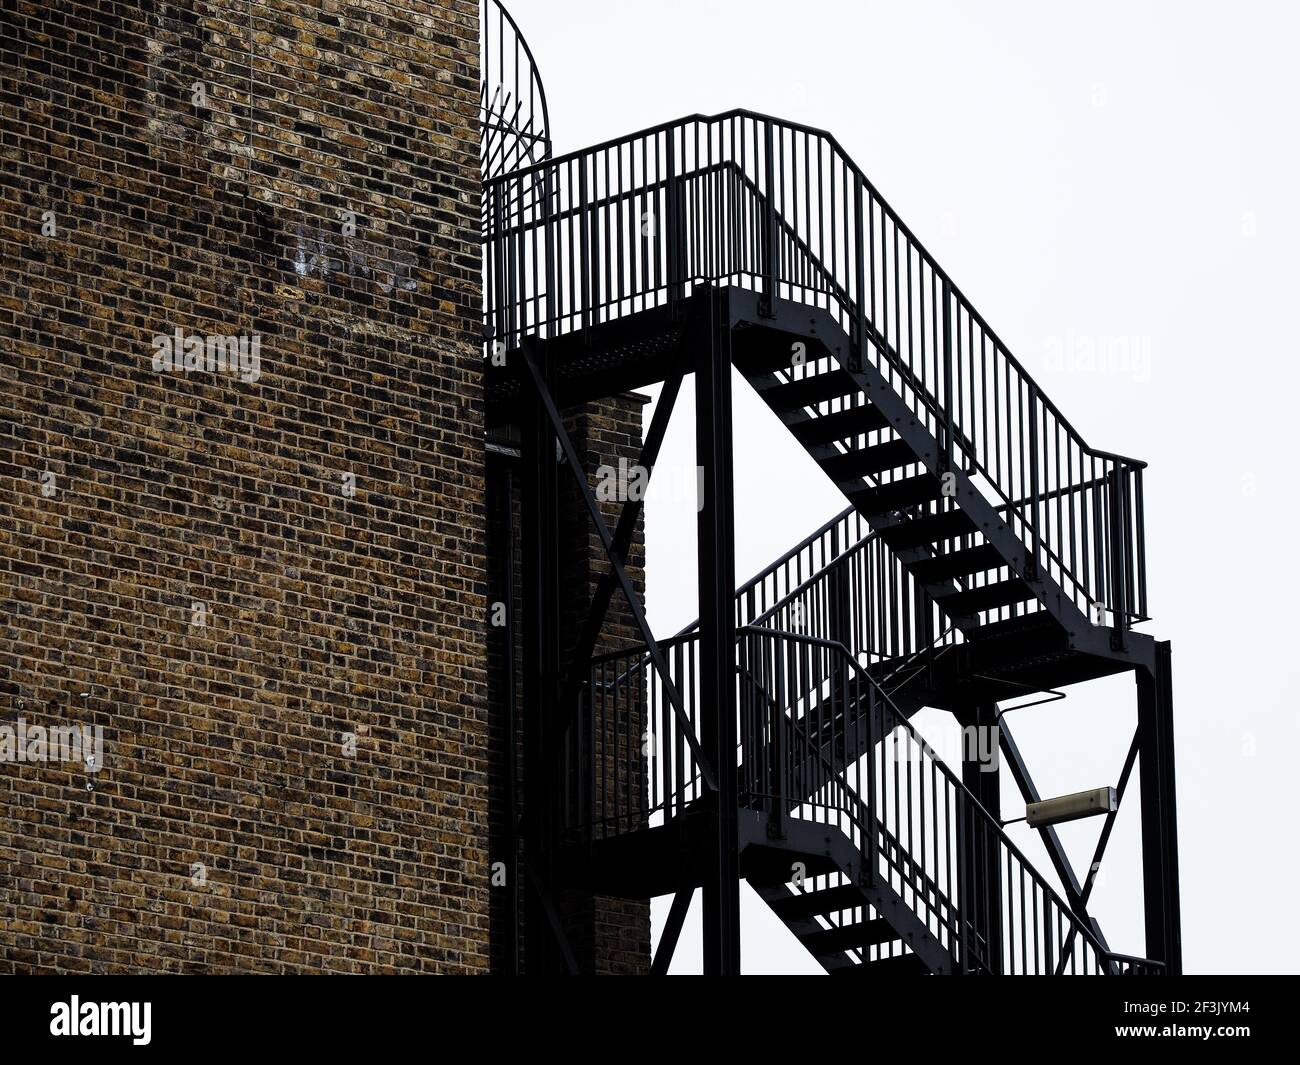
[520,339,569,975]
[1137,641,1182,973]
[961,701,1002,973]
[696,288,741,975]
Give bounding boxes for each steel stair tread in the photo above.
[760,369,860,410]
[910,543,1006,583]
[765,884,866,921]
[800,918,897,956]
[877,509,976,548]
[967,611,1058,642]
[831,950,929,975]
[936,577,1034,615]
[848,473,943,515]
[743,852,841,886]
[789,403,890,445]
[822,439,918,482]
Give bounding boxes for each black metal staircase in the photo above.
[483,96,1180,974]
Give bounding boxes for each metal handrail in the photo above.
[577,619,1159,972]
[485,109,1150,629]
[485,108,1145,469]
[602,505,871,691]
[738,625,1144,974]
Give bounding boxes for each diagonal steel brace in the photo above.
[519,344,717,791]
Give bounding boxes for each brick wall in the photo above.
[0,0,486,972]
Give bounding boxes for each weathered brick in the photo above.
[1,0,487,974]
[3,0,653,976]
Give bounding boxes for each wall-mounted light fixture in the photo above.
[1025,786,1117,829]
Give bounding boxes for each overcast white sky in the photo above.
[507,0,1300,974]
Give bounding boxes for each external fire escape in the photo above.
[481,2,1180,975]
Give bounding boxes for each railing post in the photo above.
[913,577,934,676]
[666,129,683,313]
[542,168,557,337]
[861,679,876,889]
[767,636,787,840]
[829,527,850,651]
[852,174,866,373]
[761,120,777,318]
[488,179,506,352]
[1135,467,1148,619]
[736,634,748,809]
[578,159,591,334]
[1027,388,1041,580]
[941,280,954,472]
[955,798,972,973]
[1042,902,1056,976]
[1123,467,1136,627]
[1108,465,1128,651]
[506,177,521,348]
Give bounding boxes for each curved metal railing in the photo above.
[480,1,552,184]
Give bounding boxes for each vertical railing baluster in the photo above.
[578,159,591,333]
[761,120,777,317]
[1042,894,1055,976]
[1109,464,1128,649]
[1027,387,1040,579]
[769,638,785,837]
[853,173,866,373]
[941,279,954,471]
[666,129,680,313]
[956,796,970,973]
[1135,466,1148,619]
[1122,466,1136,623]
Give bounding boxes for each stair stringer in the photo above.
[728,287,1155,672]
